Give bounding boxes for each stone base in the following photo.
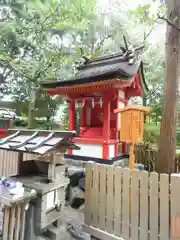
[66,221,91,240]
[36,237,47,240]
[66,231,91,240]
[45,225,66,240]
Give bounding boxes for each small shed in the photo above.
[0,129,80,239]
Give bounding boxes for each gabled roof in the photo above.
[41,52,148,93]
[0,129,79,155]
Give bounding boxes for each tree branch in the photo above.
[0,59,32,81]
[123,36,129,50]
[157,13,180,31]
[94,33,114,53]
[79,48,84,56]
[143,27,154,43]
[146,85,162,99]
[34,61,53,81]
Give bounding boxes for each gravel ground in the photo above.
[61,205,84,224]
[61,205,97,239]
[54,165,97,239]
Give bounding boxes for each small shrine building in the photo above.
[41,52,148,161]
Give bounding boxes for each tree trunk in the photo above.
[156,0,180,174]
[142,96,147,106]
[27,89,36,129]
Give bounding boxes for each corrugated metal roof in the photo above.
[0,129,78,155]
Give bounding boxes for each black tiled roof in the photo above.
[41,52,148,92]
[0,129,79,155]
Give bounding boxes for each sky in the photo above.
[97,0,153,11]
[96,0,165,43]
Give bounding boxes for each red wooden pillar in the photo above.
[68,100,76,154]
[102,93,111,159]
[80,100,86,127]
[121,93,128,154]
[115,91,119,156]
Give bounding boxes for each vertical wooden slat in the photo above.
[7,152,10,177]
[11,152,14,176]
[91,164,99,228]
[1,150,5,177]
[4,151,7,176]
[122,168,130,239]
[15,152,19,175]
[131,169,139,240]
[159,174,169,240]
[139,171,148,240]
[90,164,95,227]
[9,206,16,240]
[14,205,21,240]
[2,150,4,176]
[6,151,10,177]
[98,164,106,230]
[106,166,114,233]
[0,150,19,177]
[23,153,26,161]
[89,163,94,226]
[9,151,12,176]
[0,150,3,176]
[84,163,92,225]
[8,151,12,176]
[2,207,10,240]
[19,204,26,240]
[4,151,7,177]
[15,152,18,175]
[171,175,180,240]
[114,167,122,237]
[9,151,13,176]
[11,152,15,176]
[1,150,4,176]
[149,172,159,240]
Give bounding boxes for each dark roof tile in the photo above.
[0,129,79,155]
[41,51,148,92]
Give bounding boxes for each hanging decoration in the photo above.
[99,98,103,108]
[92,99,95,108]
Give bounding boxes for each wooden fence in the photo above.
[135,146,180,173]
[0,150,35,177]
[2,204,26,240]
[84,163,180,240]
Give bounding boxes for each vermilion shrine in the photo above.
[42,50,148,162]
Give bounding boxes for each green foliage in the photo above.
[144,123,160,145]
[60,103,81,131]
[0,0,167,131]
[144,122,180,148]
[129,4,155,25]
[0,0,96,84]
[128,1,165,25]
[0,0,96,127]
[127,2,165,122]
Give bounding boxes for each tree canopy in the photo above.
[0,0,166,140]
[0,0,96,127]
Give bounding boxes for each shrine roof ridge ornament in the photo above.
[41,37,148,93]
